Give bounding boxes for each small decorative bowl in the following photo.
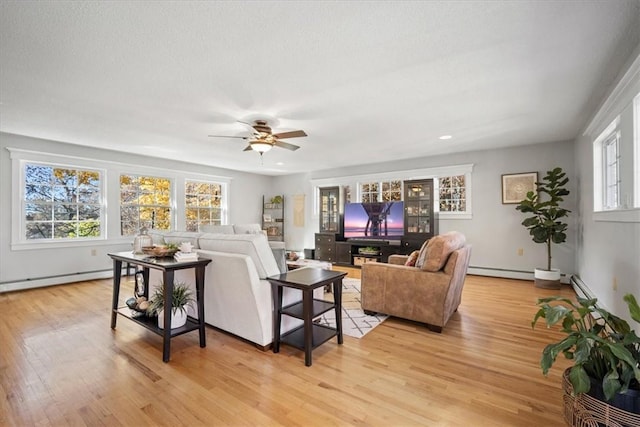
[142,246,178,257]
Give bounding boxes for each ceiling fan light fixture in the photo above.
[251,141,273,153]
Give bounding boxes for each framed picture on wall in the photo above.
[501,172,538,204]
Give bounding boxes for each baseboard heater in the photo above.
[467,265,569,283]
[570,274,596,300]
[0,267,128,293]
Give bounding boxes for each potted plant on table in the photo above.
[516,167,570,289]
[147,282,195,329]
[532,294,640,424]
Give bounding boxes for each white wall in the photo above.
[274,140,577,280]
[0,132,272,291]
[574,50,640,321]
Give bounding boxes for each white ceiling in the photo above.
[1,1,639,176]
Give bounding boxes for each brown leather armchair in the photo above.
[361,231,471,332]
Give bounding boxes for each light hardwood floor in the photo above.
[0,271,575,426]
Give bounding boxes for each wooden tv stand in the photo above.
[334,239,421,267]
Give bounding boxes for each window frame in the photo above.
[184,179,227,232]
[10,151,107,249]
[602,131,621,210]
[119,173,174,236]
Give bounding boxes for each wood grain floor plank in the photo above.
[1,273,574,426]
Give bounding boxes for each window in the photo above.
[439,175,466,212]
[185,180,224,231]
[360,182,378,202]
[603,132,620,210]
[120,174,172,236]
[344,185,351,204]
[23,163,102,240]
[360,180,401,202]
[635,93,640,208]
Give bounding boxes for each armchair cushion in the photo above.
[422,231,466,272]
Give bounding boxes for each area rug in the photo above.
[317,278,388,339]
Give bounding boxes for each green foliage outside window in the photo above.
[24,164,101,240]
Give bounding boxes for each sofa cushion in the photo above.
[161,231,202,249]
[200,224,234,234]
[422,231,466,272]
[404,250,420,267]
[198,233,279,278]
[233,224,263,234]
[414,240,430,269]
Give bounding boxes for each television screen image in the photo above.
[343,201,404,239]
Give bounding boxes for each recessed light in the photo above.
[276,162,284,166]
[439,135,452,140]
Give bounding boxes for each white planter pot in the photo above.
[534,268,561,289]
[157,309,188,329]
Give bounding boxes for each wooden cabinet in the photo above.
[319,186,340,233]
[262,195,284,241]
[403,179,438,243]
[315,233,336,262]
[335,242,352,265]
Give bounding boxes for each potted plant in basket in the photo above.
[516,167,570,289]
[147,282,195,329]
[532,294,640,422]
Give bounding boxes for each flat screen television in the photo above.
[343,201,404,239]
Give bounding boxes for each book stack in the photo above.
[174,251,198,262]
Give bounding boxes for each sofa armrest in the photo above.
[388,254,408,265]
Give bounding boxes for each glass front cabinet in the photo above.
[403,179,438,242]
[319,186,340,233]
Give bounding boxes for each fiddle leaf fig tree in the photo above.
[516,167,570,271]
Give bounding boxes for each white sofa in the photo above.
[145,228,316,348]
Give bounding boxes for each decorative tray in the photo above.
[142,246,178,257]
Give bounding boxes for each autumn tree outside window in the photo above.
[185,180,223,231]
[120,174,172,236]
[24,164,102,240]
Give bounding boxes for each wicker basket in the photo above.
[563,369,640,427]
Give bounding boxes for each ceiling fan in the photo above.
[208,119,307,155]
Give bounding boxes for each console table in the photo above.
[108,251,211,362]
[268,268,347,366]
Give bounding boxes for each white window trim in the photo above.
[602,131,621,210]
[10,150,107,250]
[310,164,474,220]
[8,147,232,249]
[635,93,640,209]
[184,178,228,230]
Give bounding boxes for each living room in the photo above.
[2,1,640,425]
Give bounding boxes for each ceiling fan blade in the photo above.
[208,135,249,139]
[272,130,307,139]
[243,145,254,152]
[273,140,300,151]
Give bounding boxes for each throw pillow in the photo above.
[404,250,420,267]
[422,231,466,272]
[414,239,430,269]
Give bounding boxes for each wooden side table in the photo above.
[108,251,211,362]
[268,267,347,366]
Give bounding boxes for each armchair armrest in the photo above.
[388,254,408,265]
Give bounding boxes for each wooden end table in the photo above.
[108,251,211,362]
[268,267,347,366]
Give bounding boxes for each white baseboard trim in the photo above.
[0,270,115,293]
[468,266,571,284]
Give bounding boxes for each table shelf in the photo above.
[114,307,200,337]
[280,324,337,351]
[281,299,335,319]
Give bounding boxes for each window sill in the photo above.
[11,237,132,251]
[593,208,640,223]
